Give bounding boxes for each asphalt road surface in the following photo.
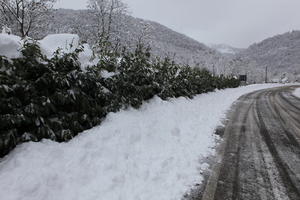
[201,85,300,200]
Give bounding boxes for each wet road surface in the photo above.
[201,86,300,200]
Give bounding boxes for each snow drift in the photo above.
[0,84,284,200]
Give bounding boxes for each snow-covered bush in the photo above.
[95,45,239,108]
[0,36,239,157]
[0,42,108,156]
[0,33,94,70]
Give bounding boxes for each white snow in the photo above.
[0,84,285,200]
[0,33,22,58]
[39,34,80,57]
[0,33,94,69]
[1,25,12,35]
[293,88,300,98]
[78,43,94,69]
[39,34,94,69]
[281,76,289,83]
[101,70,117,78]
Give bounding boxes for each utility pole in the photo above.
[265,66,268,83]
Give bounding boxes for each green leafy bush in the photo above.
[0,42,239,157]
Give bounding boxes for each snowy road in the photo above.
[201,86,300,200]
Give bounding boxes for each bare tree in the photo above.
[135,21,152,47]
[88,0,127,55]
[0,0,56,37]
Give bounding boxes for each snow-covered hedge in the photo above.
[0,35,240,157]
[0,33,94,69]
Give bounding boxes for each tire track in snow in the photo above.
[200,86,300,200]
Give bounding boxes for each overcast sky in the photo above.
[55,0,300,48]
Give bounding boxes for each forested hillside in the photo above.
[30,9,231,74]
[234,31,300,83]
[2,5,300,83]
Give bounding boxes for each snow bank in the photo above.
[0,34,22,58]
[0,84,285,200]
[293,88,300,98]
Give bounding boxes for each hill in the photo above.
[237,31,300,82]
[36,9,230,74]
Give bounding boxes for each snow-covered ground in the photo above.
[0,84,287,200]
[293,88,300,98]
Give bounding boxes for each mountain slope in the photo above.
[238,31,300,82]
[37,9,229,73]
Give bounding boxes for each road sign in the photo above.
[239,75,247,82]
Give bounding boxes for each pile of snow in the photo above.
[101,70,117,79]
[0,34,22,58]
[293,88,300,98]
[39,34,80,57]
[78,43,94,68]
[0,33,94,69]
[0,84,285,200]
[39,34,94,69]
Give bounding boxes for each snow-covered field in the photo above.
[0,84,287,200]
[293,88,300,98]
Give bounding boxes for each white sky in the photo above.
[55,0,300,48]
